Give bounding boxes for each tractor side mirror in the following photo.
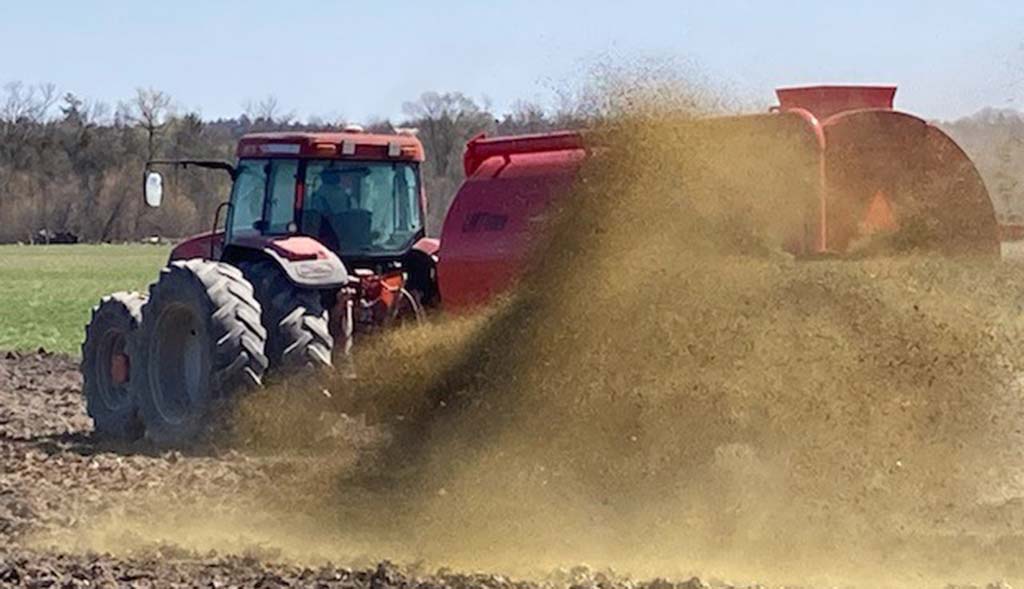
[144,171,164,208]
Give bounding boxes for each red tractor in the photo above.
[82,129,439,445]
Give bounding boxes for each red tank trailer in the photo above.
[437,131,587,309]
[435,85,1000,310]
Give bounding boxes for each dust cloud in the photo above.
[38,71,1024,587]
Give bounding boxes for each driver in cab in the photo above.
[306,168,371,252]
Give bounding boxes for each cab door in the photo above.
[226,158,269,243]
[226,159,299,243]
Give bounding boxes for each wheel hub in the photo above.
[151,304,205,425]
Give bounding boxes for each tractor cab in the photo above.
[227,131,427,266]
[143,129,436,357]
[144,130,428,271]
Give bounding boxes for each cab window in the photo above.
[228,159,268,238]
[229,159,298,238]
[266,160,298,234]
[302,160,423,255]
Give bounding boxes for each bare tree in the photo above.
[0,81,58,162]
[0,82,58,227]
[244,94,295,127]
[497,100,552,135]
[127,87,173,160]
[402,91,493,178]
[0,81,57,123]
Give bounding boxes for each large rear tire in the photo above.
[239,260,333,373]
[81,291,146,440]
[132,260,268,447]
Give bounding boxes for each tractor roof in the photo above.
[237,131,424,162]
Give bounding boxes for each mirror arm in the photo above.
[146,159,238,180]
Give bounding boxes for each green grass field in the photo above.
[0,244,171,354]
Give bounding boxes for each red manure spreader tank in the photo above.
[437,131,587,309]
[80,85,999,446]
[436,85,999,310]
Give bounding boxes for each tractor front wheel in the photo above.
[132,260,268,447]
[239,260,333,374]
[81,291,147,440]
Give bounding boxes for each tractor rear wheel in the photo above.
[132,260,268,447]
[81,291,146,440]
[239,260,333,373]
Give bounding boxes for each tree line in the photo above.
[0,83,582,243]
[2,80,1021,244]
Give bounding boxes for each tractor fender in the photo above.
[405,237,441,307]
[260,236,349,289]
[169,231,224,261]
[412,237,440,259]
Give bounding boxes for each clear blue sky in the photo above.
[1,0,1022,122]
